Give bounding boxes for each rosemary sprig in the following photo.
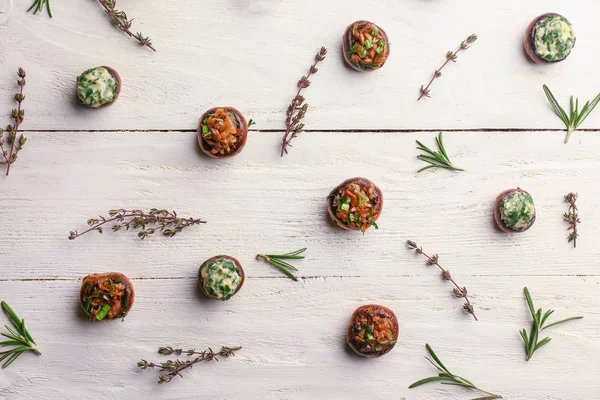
[415,132,463,173]
[563,192,580,248]
[97,0,156,51]
[0,68,27,177]
[520,287,583,361]
[281,46,327,156]
[28,0,52,17]
[256,248,306,281]
[68,208,206,240]
[419,34,477,100]
[0,301,41,369]
[409,344,502,399]
[138,346,241,384]
[407,240,477,321]
[543,85,600,143]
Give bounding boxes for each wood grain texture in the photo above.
[1,131,599,399]
[2,0,600,398]
[1,0,600,130]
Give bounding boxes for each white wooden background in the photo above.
[1,1,599,399]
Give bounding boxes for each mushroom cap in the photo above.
[198,255,246,299]
[342,20,390,72]
[523,13,575,64]
[79,272,135,320]
[346,304,399,358]
[76,66,121,109]
[493,188,536,233]
[197,107,248,159]
[327,177,383,231]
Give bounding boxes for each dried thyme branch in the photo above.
[97,0,156,51]
[563,192,580,248]
[0,68,27,177]
[28,0,52,17]
[406,240,478,321]
[520,287,583,361]
[281,46,327,156]
[416,132,463,173]
[256,248,306,281]
[0,301,41,369]
[409,344,502,399]
[68,208,206,240]
[419,34,477,100]
[138,346,241,384]
[543,85,600,143]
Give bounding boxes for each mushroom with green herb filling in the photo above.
[346,305,399,358]
[524,13,575,64]
[342,21,390,71]
[198,255,245,301]
[76,66,121,108]
[197,107,248,158]
[494,188,536,233]
[327,177,383,232]
[80,272,134,321]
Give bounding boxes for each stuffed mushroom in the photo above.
[80,272,134,321]
[346,305,399,358]
[197,107,248,158]
[342,21,390,71]
[198,255,245,301]
[76,66,121,108]
[524,13,575,64]
[327,177,383,232]
[494,188,536,233]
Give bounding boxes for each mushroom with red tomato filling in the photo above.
[198,255,245,301]
[80,272,134,321]
[346,305,399,358]
[524,13,575,64]
[342,21,390,71]
[494,188,536,233]
[327,177,383,232]
[197,107,248,158]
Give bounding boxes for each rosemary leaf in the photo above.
[0,301,41,368]
[256,248,306,281]
[543,85,600,143]
[416,133,463,173]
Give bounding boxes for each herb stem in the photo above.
[418,34,477,100]
[407,240,477,321]
[5,84,24,177]
[97,0,156,51]
[563,192,580,248]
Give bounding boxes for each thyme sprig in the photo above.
[563,193,580,248]
[256,248,306,281]
[28,0,52,17]
[520,287,583,361]
[97,0,156,51]
[543,85,600,143]
[281,46,327,156]
[0,68,27,177]
[419,34,477,100]
[0,301,41,369]
[409,344,502,399]
[138,346,241,384]
[69,208,206,240]
[407,240,477,321]
[416,132,463,173]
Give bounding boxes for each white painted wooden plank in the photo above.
[0,131,599,281]
[0,277,597,400]
[1,0,600,130]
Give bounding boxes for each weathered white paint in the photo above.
[0,131,599,399]
[1,0,600,398]
[1,1,600,131]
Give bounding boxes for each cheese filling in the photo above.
[534,15,575,62]
[76,67,118,108]
[201,258,242,300]
[500,191,535,231]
